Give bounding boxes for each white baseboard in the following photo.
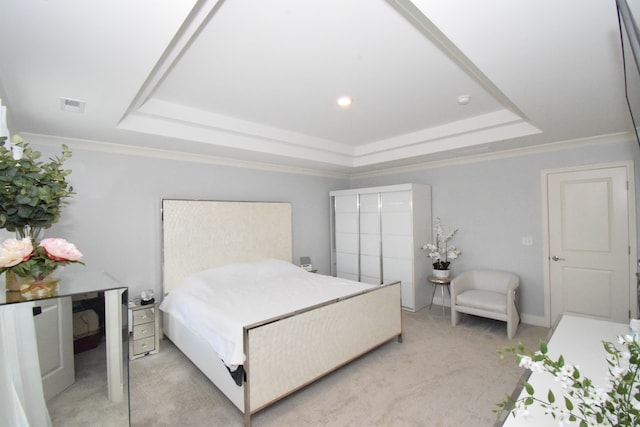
[431,296,549,328]
[520,313,547,327]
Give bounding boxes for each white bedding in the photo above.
[159,259,375,370]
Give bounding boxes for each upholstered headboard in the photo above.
[161,199,293,294]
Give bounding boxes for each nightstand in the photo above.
[129,301,160,360]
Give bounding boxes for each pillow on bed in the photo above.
[200,258,300,278]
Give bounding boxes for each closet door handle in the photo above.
[551,255,566,262]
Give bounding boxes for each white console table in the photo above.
[500,314,628,426]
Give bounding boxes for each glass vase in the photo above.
[16,271,60,300]
[16,225,42,244]
[4,270,19,292]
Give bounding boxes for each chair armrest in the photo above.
[451,270,520,296]
[505,277,519,293]
[450,273,475,296]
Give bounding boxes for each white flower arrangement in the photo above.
[497,335,640,426]
[421,217,461,270]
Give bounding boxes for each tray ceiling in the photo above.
[0,0,636,174]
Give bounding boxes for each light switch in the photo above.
[522,236,533,246]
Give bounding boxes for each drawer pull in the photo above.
[141,344,147,348]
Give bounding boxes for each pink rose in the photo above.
[0,238,34,268]
[39,238,83,262]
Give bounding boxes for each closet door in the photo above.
[334,194,359,281]
[359,193,381,284]
[381,191,415,309]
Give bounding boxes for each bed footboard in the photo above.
[243,281,402,423]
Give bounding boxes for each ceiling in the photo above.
[0,0,637,175]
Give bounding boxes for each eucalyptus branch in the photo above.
[0,135,74,231]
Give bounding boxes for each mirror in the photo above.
[0,271,129,426]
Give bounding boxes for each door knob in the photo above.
[551,255,566,261]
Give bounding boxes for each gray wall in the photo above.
[351,139,640,324]
[18,136,640,325]
[28,141,349,300]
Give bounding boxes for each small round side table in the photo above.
[427,275,452,316]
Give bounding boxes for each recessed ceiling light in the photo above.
[457,95,471,105]
[337,96,352,107]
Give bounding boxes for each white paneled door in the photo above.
[35,297,74,400]
[547,165,631,324]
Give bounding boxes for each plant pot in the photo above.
[432,269,450,279]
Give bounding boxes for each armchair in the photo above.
[450,270,520,339]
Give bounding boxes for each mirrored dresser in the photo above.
[0,270,129,426]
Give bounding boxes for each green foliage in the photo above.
[0,139,74,231]
[495,337,640,426]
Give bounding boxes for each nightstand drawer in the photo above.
[132,307,154,325]
[133,323,155,340]
[129,302,160,360]
[132,336,156,355]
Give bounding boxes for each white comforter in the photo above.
[159,259,375,370]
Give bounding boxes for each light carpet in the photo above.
[129,307,549,427]
[47,339,129,426]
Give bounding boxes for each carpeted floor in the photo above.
[46,339,129,427]
[129,307,549,427]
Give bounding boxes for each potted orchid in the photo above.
[421,217,461,278]
[0,237,83,296]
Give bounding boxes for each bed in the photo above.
[160,199,402,426]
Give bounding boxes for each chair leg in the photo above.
[507,319,518,339]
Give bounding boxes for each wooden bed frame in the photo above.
[161,199,402,426]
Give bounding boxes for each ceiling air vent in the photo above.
[59,97,85,113]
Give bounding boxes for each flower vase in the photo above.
[432,269,450,279]
[16,271,60,300]
[16,225,43,244]
[4,270,19,291]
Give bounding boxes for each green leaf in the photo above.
[564,396,574,411]
[540,342,548,354]
[525,383,534,395]
[547,390,555,403]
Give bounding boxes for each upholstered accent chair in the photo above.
[450,270,520,339]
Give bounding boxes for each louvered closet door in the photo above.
[334,194,359,281]
[381,191,414,309]
[359,193,381,284]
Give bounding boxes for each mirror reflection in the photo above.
[0,272,129,426]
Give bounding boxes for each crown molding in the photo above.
[17,131,636,181]
[20,133,351,179]
[349,132,637,179]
